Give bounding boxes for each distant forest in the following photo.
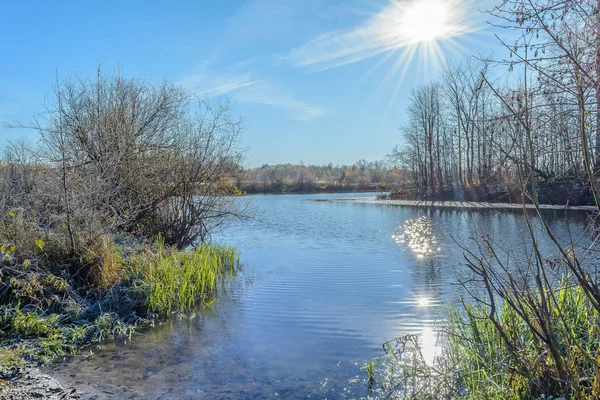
[240,161,409,193]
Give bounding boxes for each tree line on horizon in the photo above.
[240,160,410,193]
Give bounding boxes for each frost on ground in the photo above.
[0,369,80,400]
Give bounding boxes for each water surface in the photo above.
[49,193,592,399]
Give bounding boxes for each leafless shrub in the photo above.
[1,66,248,289]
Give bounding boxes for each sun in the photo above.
[398,0,452,43]
[368,0,476,109]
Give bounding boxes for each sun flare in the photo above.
[398,0,452,43]
[287,0,480,91]
[354,0,478,108]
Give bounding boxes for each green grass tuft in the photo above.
[142,241,239,314]
[12,310,61,337]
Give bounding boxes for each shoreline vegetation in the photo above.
[0,68,245,398]
[238,161,405,196]
[0,237,239,398]
[244,184,386,195]
[238,164,598,207]
[379,179,597,206]
[367,284,600,399]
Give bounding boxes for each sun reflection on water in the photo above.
[392,216,439,257]
[420,326,442,366]
[416,297,431,307]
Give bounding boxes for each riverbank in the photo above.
[0,239,239,398]
[335,197,598,211]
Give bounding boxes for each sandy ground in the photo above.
[336,197,598,211]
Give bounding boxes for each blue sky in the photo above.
[1,0,501,166]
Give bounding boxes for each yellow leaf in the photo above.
[36,239,45,250]
[8,211,16,217]
[567,249,574,259]
[23,259,31,269]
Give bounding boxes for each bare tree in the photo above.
[7,66,247,250]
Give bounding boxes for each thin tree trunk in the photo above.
[595,0,600,172]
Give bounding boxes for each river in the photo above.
[47,193,592,399]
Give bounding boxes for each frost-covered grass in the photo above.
[0,238,239,376]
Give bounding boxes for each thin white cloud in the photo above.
[176,0,329,122]
[178,69,260,97]
[235,83,326,121]
[200,79,262,97]
[284,0,481,71]
[179,66,324,121]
